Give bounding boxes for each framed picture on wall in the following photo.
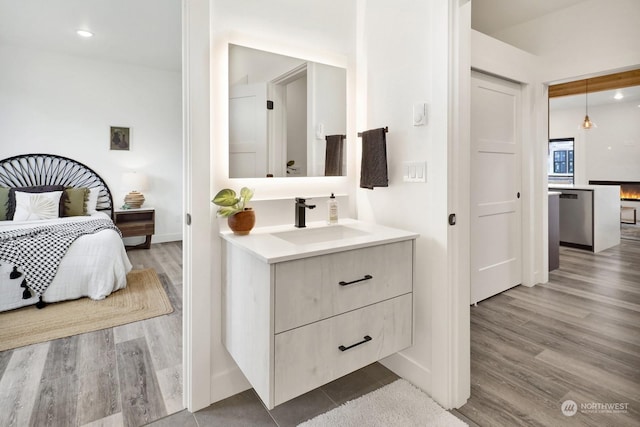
[110,126,130,151]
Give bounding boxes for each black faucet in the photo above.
[295,197,316,228]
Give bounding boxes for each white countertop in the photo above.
[548,191,562,196]
[549,184,620,191]
[220,218,419,264]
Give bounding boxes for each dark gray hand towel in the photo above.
[325,134,345,176]
[360,127,388,189]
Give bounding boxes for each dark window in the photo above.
[568,150,574,174]
[553,150,567,174]
[549,138,575,184]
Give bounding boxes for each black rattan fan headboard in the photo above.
[0,153,114,218]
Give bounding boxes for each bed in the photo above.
[0,153,132,312]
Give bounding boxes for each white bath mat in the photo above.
[298,379,468,427]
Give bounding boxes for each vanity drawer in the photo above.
[273,293,412,406]
[274,240,413,333]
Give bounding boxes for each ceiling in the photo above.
[0,0,600,74]
[471,0,589,35]
[0,0,181,71]
[550,85,640,110]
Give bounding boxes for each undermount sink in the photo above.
[272,225,369,245]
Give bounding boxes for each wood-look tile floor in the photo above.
[149,362,407,427]
[0,242,183,427]
[148,237,640,427]
[4,238,639,426]
[458,239,640,427]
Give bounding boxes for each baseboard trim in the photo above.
[121,233,182,247]
[153,233,183,243]
[210,366,251,405]
[380,350,432,395]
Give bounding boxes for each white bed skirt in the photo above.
[0,213,132,312]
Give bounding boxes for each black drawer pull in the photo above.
[560,193,578,199]
[339,274,373,286]
[339,335,372,352]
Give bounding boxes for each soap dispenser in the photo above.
[327,193,338,224]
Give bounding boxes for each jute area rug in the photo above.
[299,379,467,427]
[0,269,173,352]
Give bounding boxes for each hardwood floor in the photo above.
[458,239,640,426]
[0,242,183,427]
[3,238,639,426]
[153,240,640,427]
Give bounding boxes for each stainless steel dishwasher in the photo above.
[559,189,593,250]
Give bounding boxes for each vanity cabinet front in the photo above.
[274,293,411,405]
[222,235,415,409]
[274,241,413,333]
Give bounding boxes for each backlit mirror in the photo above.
[229,44,347,178]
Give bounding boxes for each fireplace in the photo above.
[589,181,640,201]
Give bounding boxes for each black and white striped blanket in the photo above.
[0,218,121,298]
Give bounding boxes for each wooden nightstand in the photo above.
[114,208,155,249]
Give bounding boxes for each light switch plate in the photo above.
[403,161,426,182]
[413,103,428,126]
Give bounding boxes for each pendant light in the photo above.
[580,80,596,130]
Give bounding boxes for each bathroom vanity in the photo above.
[220,219,418,409]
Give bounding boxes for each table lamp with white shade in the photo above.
[122,172,149,208]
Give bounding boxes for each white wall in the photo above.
[185,0,640,411]
[550,100,640,183]
[206,0,469,408]
[0,45,182,242]
[354,0,475,408]
[207,0,357,404]
[471,0,640,284]
[309,62,347,176]
[487,0,640,83]
[211,0,357,199]
[470,0,640,285]
[357,0,436,393]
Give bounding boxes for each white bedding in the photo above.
[0,212,132,312]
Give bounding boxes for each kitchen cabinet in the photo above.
[548,192,560,271]
[550,185,620,253]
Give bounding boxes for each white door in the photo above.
[470,71,522,304]
[229,83,268,178]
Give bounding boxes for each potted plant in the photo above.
[212,187,255,235]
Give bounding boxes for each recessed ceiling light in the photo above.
[614,91,624,100]
[76,29,94,38]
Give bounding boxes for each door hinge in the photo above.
[185,213,192,226]
[267,100,274,110]
[448,213,456,226]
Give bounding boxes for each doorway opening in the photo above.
[269,63,308,177]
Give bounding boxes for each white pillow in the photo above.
[87,187,100,215]
[13,191,63,221]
